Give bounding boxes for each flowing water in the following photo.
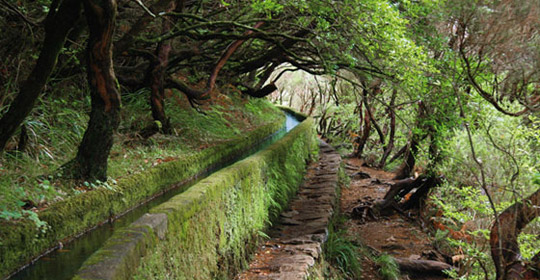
[9,112,302,280]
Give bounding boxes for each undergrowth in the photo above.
[373,254,399,280]
[0,87,282,230]
[323,224,363,279]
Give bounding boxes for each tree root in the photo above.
[350,196,379,223]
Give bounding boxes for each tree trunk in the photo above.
[490,189,540,280]
[364,93,385,148]
[353,106,371,157]
[242,84,278,98]
[73,0,120,181]
[146,0,177,135]
[16,124,28,153]
[393,138,419,180]
[387,144,408,165]
[401,176,441,210]
[0,0,82,153]
[394,101,427,180]
[372,175,441,215]
[378,89,397,168]
[353,81,383,159]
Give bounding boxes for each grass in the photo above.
[0,86,283,229]
[323,227,363,279]
[373,254,400,280]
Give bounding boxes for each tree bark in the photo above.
[0,0,82,153]
[73,0,120,181]
[490,188,540,280]
[401,176,441,210]
[372,175,441,215]
[242,84,277,98]
[387,144,407,165]
[353,105,371,157]
[353,81,383,159]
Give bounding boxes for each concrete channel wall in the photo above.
[74,117,318,280]
[0,115,285,279]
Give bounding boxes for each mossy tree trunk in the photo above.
[0,0,81,153]
[73,0,120,181]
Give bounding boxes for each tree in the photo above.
[0,0,82,153]
[70,0,120,180]
[143,0,180,136]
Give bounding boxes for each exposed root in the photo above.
[350,196,379,223]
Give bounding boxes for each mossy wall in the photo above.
[135,118,318,279]
[0,114,284,279]
[276,105,309,120]
[75,117,318,280]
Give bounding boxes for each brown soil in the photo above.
[341,158,449,280]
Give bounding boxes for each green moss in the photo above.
[133,117,318,279]
[75,225,157,280]
[0,111,285,278]
[276,105,309,120]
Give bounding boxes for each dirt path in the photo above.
[342,158,449,280]
[235,145,450,280]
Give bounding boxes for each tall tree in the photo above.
[72,0,120,180]
[145,0,180,135]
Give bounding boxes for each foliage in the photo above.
[323,228,363,279]
[430,104,540,279]
[373,254,399,280]
[2,0,540,278]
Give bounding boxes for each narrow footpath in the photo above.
[237,140,341,280]
[342,158,449,280]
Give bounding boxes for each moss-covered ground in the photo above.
[0,87,285,278]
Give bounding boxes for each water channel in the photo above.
[9,111,301,280]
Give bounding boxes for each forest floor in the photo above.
[341,158,449,280]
